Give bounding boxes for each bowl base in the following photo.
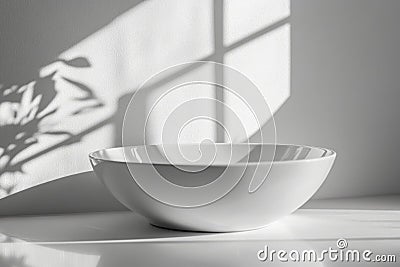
[149,220,269,233]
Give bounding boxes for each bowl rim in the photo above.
[88,143,336,166]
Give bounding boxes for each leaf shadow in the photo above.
[0,56,103,196]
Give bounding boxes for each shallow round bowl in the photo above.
[89,144,336,232]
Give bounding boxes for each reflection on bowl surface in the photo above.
[90,144,336,232]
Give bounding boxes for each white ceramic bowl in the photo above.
[89,144,335,232]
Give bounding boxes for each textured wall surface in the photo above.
[276,0,400,198]
[0,0,289,204]
[3,0,398,210]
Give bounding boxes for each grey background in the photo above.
[282,0,400,198]
[0,0,399,215]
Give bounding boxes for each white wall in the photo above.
[3,0,399,207]
[0,0,290,201]
[275,0,400,198]
[3,0,399,212]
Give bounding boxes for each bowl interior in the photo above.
[90,144,334,166]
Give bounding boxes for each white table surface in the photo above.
[0,195,399,266]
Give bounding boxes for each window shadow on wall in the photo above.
[0,0,289,211]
